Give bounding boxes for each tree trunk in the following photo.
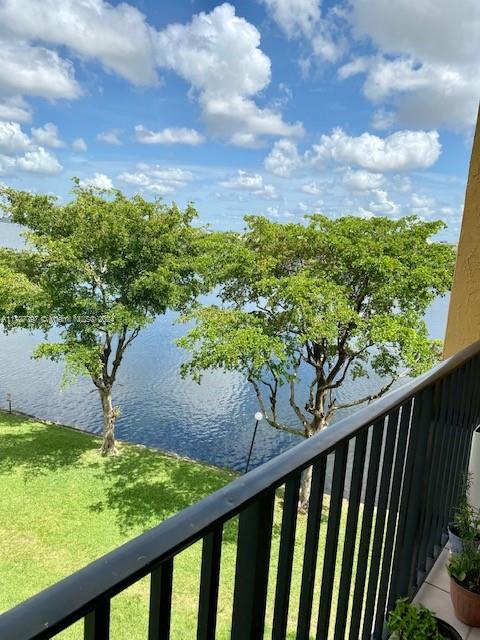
[99,387,118,455]
[299,463,313,513]
[298,417,330,512]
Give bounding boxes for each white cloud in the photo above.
[266,206,293,218]
[362,58,467,104]
[301,181,321,195]
[31,122,63,148]
[134,125,204,145]
[81,173,113,190]
[368,189,400,215]
[0,97,32,123]
[311,32,344,63]
[72,137,87,153]
[342,168,384,190]
[0,40,80,100]
[348,0,480,130]
[371,108,395,131]
[338,56,370,79]
[155,3,303,146]
[261,0,321,39]
[264,139,301,177]
[118,163,193,195]
[351,0,479,67]
[409,192,436,216]
[0,0,158,86]
[391,175,412,193]
[261,0,343,63]
[199,94,303,146]
[97,129,122,145]
[16,146,62,174]
[0,154,16,174]
[0,120,61,174]
[220,170,278,199]
[0,121,31,154]
[307,127,441,172]
[411,193,435,209]
[356,189,400,217]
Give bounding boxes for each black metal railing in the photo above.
[1,341,480,639]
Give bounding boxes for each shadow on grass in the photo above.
[0,416,98,477]
[90,446,237,539]
[0,414,237,540]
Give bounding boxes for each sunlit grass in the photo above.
[0,413,367,639]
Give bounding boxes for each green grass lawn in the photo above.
[0,413,359,639]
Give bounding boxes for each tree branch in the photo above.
[248,374,306,438]
[332,374,401,411]
[289,356,310,432]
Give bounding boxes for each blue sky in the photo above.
[0,0,478,239]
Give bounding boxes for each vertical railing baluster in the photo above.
[455,358,477,494]
[436,368,461,542]
[316,443,348,640]
[395,386,434,597]
[148,558,174,640]
[231,491,275,640]
[296,458,327,640]
[430,375,453,551]
[373,401,412,639]
[272,472,301,640]
[387,391,424,612]
[469,356,479,423]
[411,381,443,584]
[444,364,467,524]
[84,598,110,640]
[361,409,398,639]
[334,430,368,640]
[197,526,223,640]
[348,420,384,640]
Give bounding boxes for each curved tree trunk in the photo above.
[99,387,118,456]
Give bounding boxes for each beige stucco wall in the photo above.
[443,106,480,358]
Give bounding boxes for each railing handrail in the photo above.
[2,338,480,639]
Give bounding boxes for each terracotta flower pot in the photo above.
[450,577,480,627]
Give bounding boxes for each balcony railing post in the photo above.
[231,491,275,640]
[296,458,327,640]
[316,443,348,639]
[333,430,368,640]
[197,526,223,640]
[396,385,435,597]
[84,598,110,640]
[373,401,412,639]
[361,409,399,639]
[272,472,301,640]
[148,559,174,640]
[348,420,384,639]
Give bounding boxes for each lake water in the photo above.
[0,221,450,471]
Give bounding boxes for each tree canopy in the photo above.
[0,181,206,453]
[179,214,455,442]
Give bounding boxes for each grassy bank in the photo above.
[0,413,354,639]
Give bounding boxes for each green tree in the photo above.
[178,214,456,509]
[0,182,205,455]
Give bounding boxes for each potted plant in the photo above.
[448,474,480,553]
[447,547,480,627]
[387,597,462,639]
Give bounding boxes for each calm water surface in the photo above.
[0,221,449,471]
